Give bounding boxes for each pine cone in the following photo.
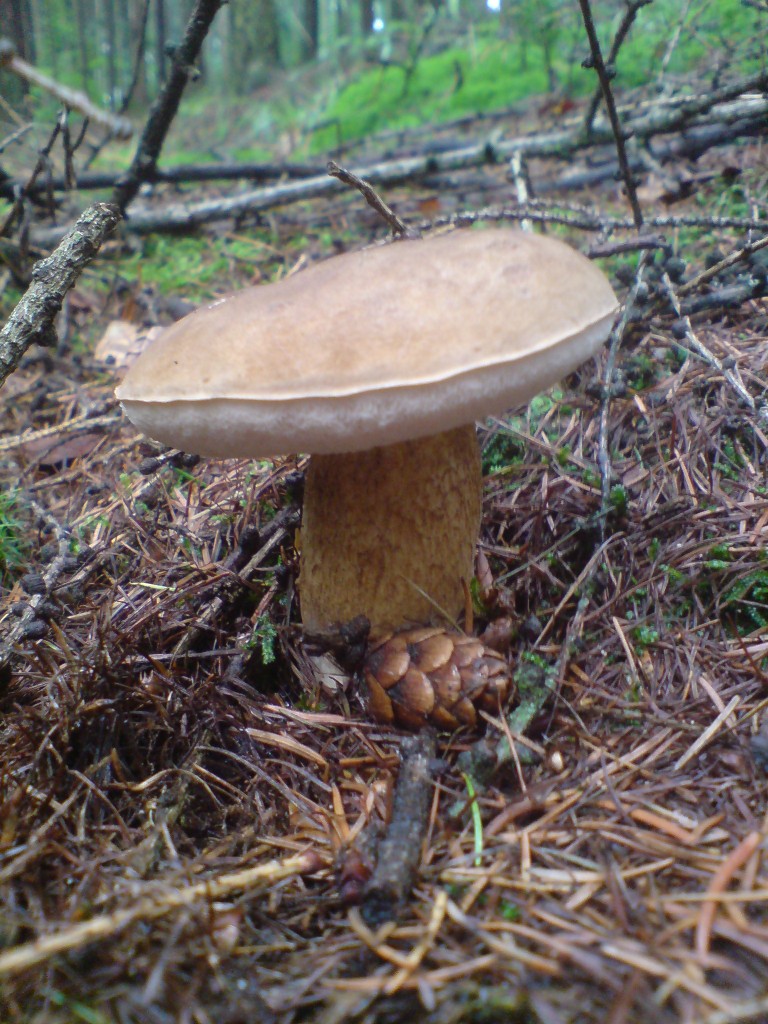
[363,627,512,730]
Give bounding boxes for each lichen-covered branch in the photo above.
[0,202,120,389]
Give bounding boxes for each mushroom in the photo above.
[116,228,618,637]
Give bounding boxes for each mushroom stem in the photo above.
[300,424,482,637]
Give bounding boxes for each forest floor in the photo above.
[1,79,768,1024]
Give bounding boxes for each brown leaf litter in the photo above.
[2,193,768,1022]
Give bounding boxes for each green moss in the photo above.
[310,35,555,151]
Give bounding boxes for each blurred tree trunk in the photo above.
[72,0,90,92]
[104,0,117,108]
[228,0,281,93]
[361,0,374,34]
[123,0,151,110]
[257,0,281,65]
[303,0,319,58]
[156,0,168,86]
[318,0,339,57]
[0,0,34,102]
[391,0,414,20]
[20,0,37,62]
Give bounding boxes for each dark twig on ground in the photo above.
[111,0,226,213]
[588,234,667,258]
[362,731,437,925]
[578,0,644,228]
[172,506,301,659]
[678,232,768,296]
[420,205,768,241]
[327,160,414,237]
[0,160,328,201]
[659,271,756,411]
[0,202,120,388]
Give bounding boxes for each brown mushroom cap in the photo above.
[116,228,618,458]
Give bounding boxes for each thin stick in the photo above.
[659,271,755,410]
[327,160,414,237]
[674,696,740,771]
[508,151,532,232]
[0,850,323,977]
[677,232,768,296]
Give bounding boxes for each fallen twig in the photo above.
[362,731,437,925]
[598,253,652,527]
[659,271,756,410]
[327,160,413,237]
[0,850,323,977]
[29,77,768,244]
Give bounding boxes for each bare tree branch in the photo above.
[28,80,766,246]
[578,0,644,228]
[0,38,133,139]
[0,160,327,201]
[112,0,226,213]
[583,0,652,131]
[0,203,120,389]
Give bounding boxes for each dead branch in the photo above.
[0,39,133,139]
[508,151,533,232]
[0,202,120,389]
[583,0,652,131]
[0,160,327,201]
[1,113,63,241]
[327,160,413,236]
[0,850,323,978]
[678,233,768,296]
[112,0,227,212]
[362,731,437,925]
[172,505,301,659]
[658,271,756,411]
[578,0,644,227]
[416,203,768,240]
[29,75,766,244]
[538,114,766,194]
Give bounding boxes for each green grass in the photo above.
[110,233,273,299]
[0,489,31,589]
